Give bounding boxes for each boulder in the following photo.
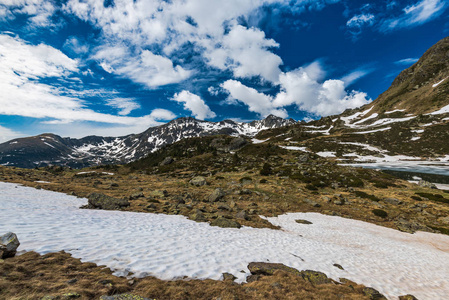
[362,287,387,299]
[209,188,225,202]
[0,232,20,258]
[384,198,403,205]
[295,219,313,225]
[86,193,130,210]
[300,270,331,285]
[247,262,301,276]
[395,218,433,234]
[398,295,418,300]
[222,272,237,281]
[130,192,144,200]
[418,180,437,189]
[303,198,321,207]
[189,209,206,222]
[189,176,207,186]
[210,217,241,228]
[236,210,250,221]
[159,156,174,166]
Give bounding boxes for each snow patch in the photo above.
[1,182,449,299]
[432,77,447,88]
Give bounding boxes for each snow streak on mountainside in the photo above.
[0,115,296,168]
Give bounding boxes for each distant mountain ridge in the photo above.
[0,115,296,168]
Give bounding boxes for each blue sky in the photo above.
[0,0,448,141]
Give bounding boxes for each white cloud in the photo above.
[0,0,57,27]
[221,80,287,118]
[346,13,375,28]
[395,57,419,65]
[105,98,141,116]
[340,68,373,87]
[171,91,216,120]
[0,125,23,143]
[94,46,192,88]
[381,0,447,31]
[0,34,175,135]
[63,0,338,86]
[222,61,371,118]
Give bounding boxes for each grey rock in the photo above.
[384,198,403,205]
[418,180,437,189]
[363,287,387,299]
[236,210,250,220]
[295,219,312,225]
[189,176,207,186]
[0,232,20,259]
[86,193,130,210]
[303,198,321,207]
[159,156,174,166]
[210,217,241,228]
[222,272,237,281]
[209,188,225,202]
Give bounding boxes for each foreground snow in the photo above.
[1,183,449,299]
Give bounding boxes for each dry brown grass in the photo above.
[0,251,372,300]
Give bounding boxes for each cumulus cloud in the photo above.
[222,61,371,118]
[94,46,191,88]
[381,0,447,31]
[0,0,57,27]
[63,0,339,86]
[171,91,216,120]
[0,34,175,135]
[221,80,287,118]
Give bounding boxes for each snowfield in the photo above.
[1,182,449,299]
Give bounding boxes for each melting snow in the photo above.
[1,182,449,299]
[280,146,309,152]
[251,138,270,144]
[316,152,336,157]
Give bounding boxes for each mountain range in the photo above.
[1,36,449,169]
[0,115,295,168]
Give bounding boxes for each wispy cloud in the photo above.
[395,57,419,65]
[0,125,23,143]
[0,34,175,136]
[380,0,447,31]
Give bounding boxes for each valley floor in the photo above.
[1,182,449,299]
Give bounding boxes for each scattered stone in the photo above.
[303,199,321,207]
[295,219,313,225]
[333,263,344,270]
[209,188,225,202]
[86,193,130,210]
[418,180,437,189]
[146,203,157,210]
[159,156,174,166]
[40,296,58,300]
[398,295,418,300]
[217,203,231,211]
[189,176,207,186]
[222,272,237,281]
[236,210,250,220]
[210,217,241,228]
[100,294,153,300]
[333,198,345,206]
[362,287,387,299]
[384,198,403,205]
[298,154,309,163]
[0,232,20,259]
[109,183,119,188]
[246,275,262,283]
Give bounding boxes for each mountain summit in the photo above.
[0,115,295,168]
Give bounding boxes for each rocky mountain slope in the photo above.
[0,115,295,168]
[254,37,449,167]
